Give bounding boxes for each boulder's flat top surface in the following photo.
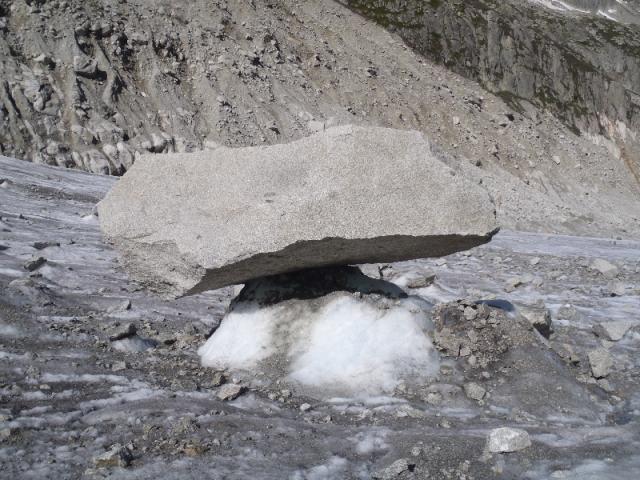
[98,126,498,296]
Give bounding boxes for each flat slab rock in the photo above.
[98,125,498,297]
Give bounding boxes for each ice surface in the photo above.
[290,456,349,480]
[199,293,440,396]
[1,155,639,478]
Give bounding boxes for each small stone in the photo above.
[111,361,129,372]
[504,277,524,292]
[300,403,312,412]
[463,306,478,321]
[182,443,207,457]
[73,55,99,78]
[607,281,626,297]
[209,371,226,387]
[452,116,460,125]
[108,323,137,341]
[217,384,245,401]
[464,382,486,401]
[373,458,415,480]
[593,321,633,341]
[591,259,619,279]
[24,256,46,271]
[487,427,531,453]
[406,273,436,289]
[32,241,60,250]
[529,257,541,266]
[34,54,56,69]
[588,348,613,379]
[521,308,553,338]
[93,444,133,468]
[280,389,292,399]
[425,392,443,405]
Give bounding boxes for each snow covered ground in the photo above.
[528,0,640,23]
[1,155,640,479]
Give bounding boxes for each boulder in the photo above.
[98,126,498,297]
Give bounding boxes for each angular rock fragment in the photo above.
[108,322,137,341]
[99,126,498,297]
[593,321,634,342]
[487,427,531,453]
[588,348,613,378]
[217,384,245,401]
[521,307,553,338]
[464,382,486,401]
[406,273,436,289]
[591,259,619,279]
[73,55,100,78]
[93,443,133,468]
[24,256,46,271]
[373,459,415,479]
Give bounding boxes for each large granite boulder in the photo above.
[98,125,498,297]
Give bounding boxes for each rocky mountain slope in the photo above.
[344,0,640,187]
[1,0,639,237]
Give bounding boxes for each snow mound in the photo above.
[198,291,440,397]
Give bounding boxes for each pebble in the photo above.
[521,307,553,338]
[407,273,436,289]
[217,384,245,401]
[588,348,613,378]
[373,458,415,479]
[464,382,486,401]
[591,259,619,279]
[93,444,133,468]
[109,322,137,341]
[24,256,47,271]
[487,427,531,453]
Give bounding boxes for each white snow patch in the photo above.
[111,336,157,352]
[198,303,281,368]
[0,323,22,338]
[199,293,440,396]
[288,296,439,394]
[0,351,29,361]
[40,373,130,384]
[78,387,164,411]
[290,456,349,480]
[0,268,23,278]
[350,429,390,454]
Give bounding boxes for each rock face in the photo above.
[346,0,640,183]
[98,126,498,297]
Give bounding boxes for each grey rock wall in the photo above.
[344,0,640,185]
